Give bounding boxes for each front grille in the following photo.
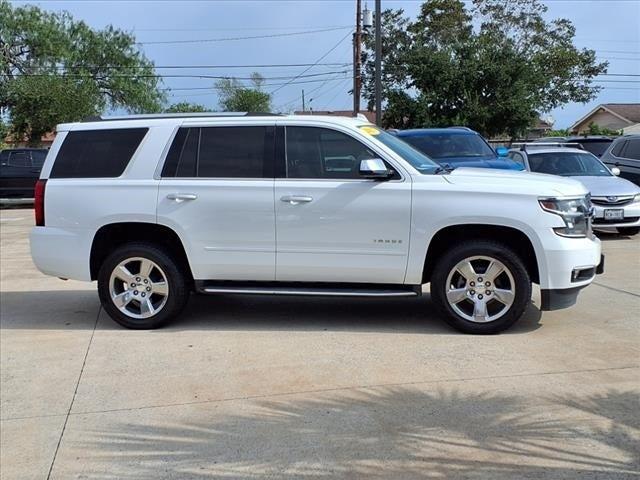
[594,216,639,225]
[591,196,634,207]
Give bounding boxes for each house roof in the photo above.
[570,103,640,131]
[605,104,640,123]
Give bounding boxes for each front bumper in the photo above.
[540,254,604,311]
[592,202,640,229]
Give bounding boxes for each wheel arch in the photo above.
[90,222,193,284]
[421,224,540,285]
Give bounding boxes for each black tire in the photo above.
[430,240,531,334]
[98,242,189,329]
[616,227,640,236]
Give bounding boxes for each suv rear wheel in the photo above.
[430,241,531,334]
[98,243,189,329]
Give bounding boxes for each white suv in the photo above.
[30,114,603,334]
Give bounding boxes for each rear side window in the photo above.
[611,140,627,157]
[622,139,640,160]
[50,128,147,178]
[162,126,274,178]
[8,151,30,167]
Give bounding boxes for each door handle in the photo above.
[280,195,313,205]
[166,193,198,202]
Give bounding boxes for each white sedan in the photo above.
[509,146,640,236]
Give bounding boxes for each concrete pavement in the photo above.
[1,208,638,479]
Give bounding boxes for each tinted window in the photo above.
[611,140,627,157]
[161,128,199,177]
[508,152,525,166]
[402,133,495,159]
[50,128,147,178]
[622,139,640,160]
[31,150,47,168]
[574,140,612,157]
[528,152,611,177]
[198,126,271,178]
[286,127,379,179]
[8,151,30,167]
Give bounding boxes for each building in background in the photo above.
[570,103,640,134]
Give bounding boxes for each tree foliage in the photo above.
[362,0,607,138]
[215,73,271,112]
[164,102,209,113]
[0,0,164,144]
[585,122,620,136]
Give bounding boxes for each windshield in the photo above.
[401,132,495,159]
[358,126,440,174]
[528,151,612,177]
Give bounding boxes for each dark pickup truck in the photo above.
[0,148,48,198]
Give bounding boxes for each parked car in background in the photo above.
[392,127,523,170]
[509,145,640,236]
[30,114,602,334]
[600,135,640,186]
[0,148,48,198]
[567,136,614,157]
[532,136,614,157]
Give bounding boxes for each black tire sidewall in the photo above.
[616,227,640,236]
[98,243,189,329]
[431,241,531,334]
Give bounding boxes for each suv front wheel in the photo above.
[430,241,531,334]
[98,243,189,329]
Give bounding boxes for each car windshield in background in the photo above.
[402,133,495,159]
[358,126,440,174]
[528,151,612,177]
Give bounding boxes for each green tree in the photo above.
[215,73,271,112]
[164,102,209,113]
[0,1,164,145]
[585,122,620,136]
[362,0,607,138]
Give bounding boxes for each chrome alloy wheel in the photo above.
[445,256,516,323]
[108,257,169,319]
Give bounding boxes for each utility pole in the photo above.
[353,0,362,116]
[302,89,305,113]
[374,0,382,126]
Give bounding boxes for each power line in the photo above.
[136,26,352,45]
[55,63,350,70]
[166,75,350,95]
[5,70,350,81]
[270,29,354,95]
[134,25,351,33]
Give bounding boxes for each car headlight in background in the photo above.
[634,193,640,203]
[539,195,591,238]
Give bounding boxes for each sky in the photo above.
[10,0,640,129]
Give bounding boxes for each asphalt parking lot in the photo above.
[1,208,638,480]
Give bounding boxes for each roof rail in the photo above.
[83,112,282,122]
[512,142,585,152]
[447,126,475,132]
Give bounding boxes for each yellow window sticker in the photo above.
[360,126,381,136]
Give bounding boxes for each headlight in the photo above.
[539,196,591,238]
[634,193,640,203]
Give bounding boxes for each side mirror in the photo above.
[611,166,621,176]
[495,146,509,157]
[359,158,392,179]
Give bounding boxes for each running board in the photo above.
[195,281,421,297]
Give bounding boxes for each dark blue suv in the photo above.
[393,127,523,170]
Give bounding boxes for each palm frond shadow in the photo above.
[76,388,639,479]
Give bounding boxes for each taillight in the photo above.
[34,179,47,226]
